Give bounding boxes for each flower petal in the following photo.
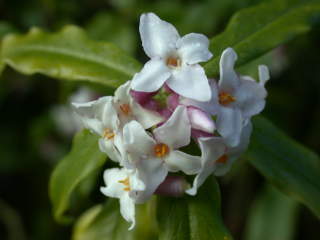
[100,168,129,199]
[177,33,212,64]
[131,101,164,129]
[123,121,156,160]
[219,48,240,92]
[139,12,180,58]
[216,107,242,147]
[153,106,190,149]
[186,137,225,195]
[167,64,211,101]
[258,65,270,86]
[234,77,267,119]
[187,107,215,133]
[134,158,168,203]
[120,194,136,230]
[131,59,171,92]
[165,150,201,174]
[98,138,121,163]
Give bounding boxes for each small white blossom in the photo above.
[186,122,252,196]
[72,96,124,163]
[114,81,164,129]
[123,106,201,202]
[131,13,213,102]
[100,168,145,230]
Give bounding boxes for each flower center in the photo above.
[154,143,170,158]
[103,128,115,140]
[118,177,131,191]
[166,56,181,68]
[218,92,236,105]
[119,103,131,115]
[217,154,228,164]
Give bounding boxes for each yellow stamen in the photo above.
[154,143,170,158]
[120,103,131,115]
[118,177,131,191]
[217,154,228,164]
[219,92,236,105]
[103,128,115,140]
[166,56,181,68]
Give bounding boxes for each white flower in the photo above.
[131,13,213,102]
[100,168,145,230]
[182,48,269,146]
[72,96,124,163]
[123,106,201,202]
[113,81,164,129]
[186,122,252,196]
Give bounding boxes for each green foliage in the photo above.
[204,0,320,77]
[1,25,141,88]
[72,199,157,240]
[49,130,107,224]
[157,177,233,240]
[247,116,320,218]
[244,185,298,240]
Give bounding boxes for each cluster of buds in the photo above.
[72,13,269,229]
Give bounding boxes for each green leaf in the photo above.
[1,25,141,88]
[72,199,157,240]
[49,130,107,224]
[244,185,298,240]
[204,0,320,77]
[247,116,320,218]
[157,177,233,240]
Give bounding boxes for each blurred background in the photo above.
[0,0,319,239]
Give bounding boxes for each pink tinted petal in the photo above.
[142,99,160,112]
[167,93,180,111]
[130,90,157,105]
[158,108,173,120]
[191,129,214,139]
[155,175,188,197]
[187,107,215,133]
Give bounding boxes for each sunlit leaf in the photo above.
[157,177,233,240]
[204,0,320,77]
[247,116,320,218]
[244,185,298,240]
[72,199,157,240]
[49,130,107,224]
[1,25,141,87]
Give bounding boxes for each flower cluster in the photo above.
[72,13,269,230]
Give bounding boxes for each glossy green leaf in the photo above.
[204,0,320,77]
[72,199,157,240]
[1,25,141,87]
[244,185,298,240]
[49,130,107,224]
[247,116,320,218]
[157,177,233,240]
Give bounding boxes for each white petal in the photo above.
[216,107,242,147]
[134,158,168,203]
[153,106,190,149]
[165,150,201,174]
[234,77,267,119]
[139,12,180,58]
[120,194,136,230]
[219,48,240,92]
[100,168,129,199]
[131,59,171,92]
[185,165,214,196]
[180,79,220,115]
[123,121,156,159]
[177,33,212,64]
[101,98,119,130]
[98,138,121,162]
[187,107,215,133]
[186,137,225,195]
[258,65,270,86]
[167,64,211,101]
[114,81,131,104]
[131,101,164,129]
